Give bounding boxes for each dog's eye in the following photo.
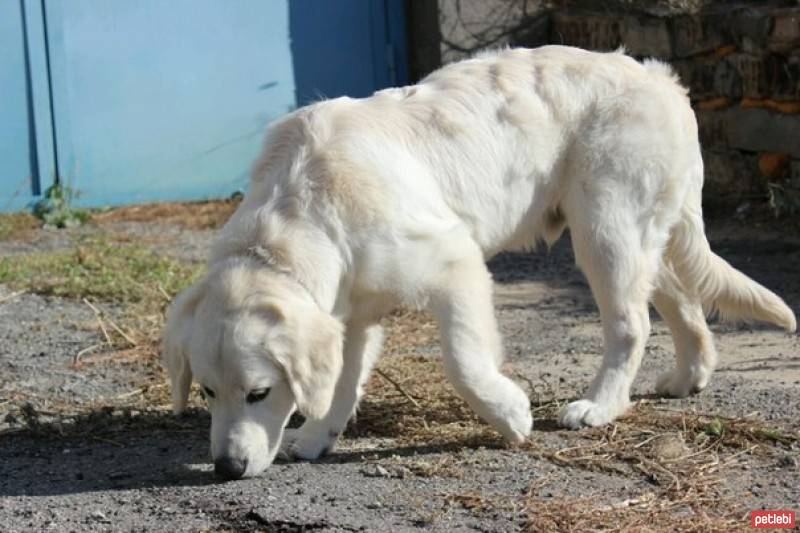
[202,386,216,399]
[246,388,271,404]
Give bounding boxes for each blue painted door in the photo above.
[290,0,408,105]
[0,0,55,211]
[44,0,296,207]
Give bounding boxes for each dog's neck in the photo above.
[242,244,325,310]
[212,233,345,317]
[210,184,354,319]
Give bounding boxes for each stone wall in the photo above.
[437,0,800,211]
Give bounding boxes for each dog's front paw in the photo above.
[558,399,620,429]
[280,425,340,461]
[493,386,533,444]
[655,369,709,398]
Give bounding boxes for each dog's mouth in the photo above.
[212,449,275,480]
[213,455,249,480]
[212,430,286,480]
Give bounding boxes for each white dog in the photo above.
[163,46,796,479]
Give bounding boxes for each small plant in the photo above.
[766,182,800,218]
[33,183,89,229]
[704,418,724,437]
[703,418,725,437]
[756,427,793,445]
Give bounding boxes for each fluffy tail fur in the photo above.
[665,208,796,332]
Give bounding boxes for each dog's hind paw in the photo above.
[281,425,340,461]
[558,399,618,429]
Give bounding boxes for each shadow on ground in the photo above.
[0,409,214,497]
[0,400,521,497]
[489,228,800,318]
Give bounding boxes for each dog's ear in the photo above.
[162,280,206,414]
[268,301,344,420]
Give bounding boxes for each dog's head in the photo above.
[162,257,343,479]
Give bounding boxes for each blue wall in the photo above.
[1,0,408,212]
[46,0,296,207]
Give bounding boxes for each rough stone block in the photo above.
[673,56,720,99]
[772,55,800,100]
[769,8,800,53]
[713,57,744,99]
[722,53,770,99]
[695,109,729,150]
[713,53,799,101]
[725,108,800,158]
[511,12,552,49]
[702,149,758,196]
[730,7,773,53]
[791,159,800,186]
[671,13,727,58]
[620,15,673,57]
[758,152,792,180]
[550,12,621,51]
[697,108,800,158]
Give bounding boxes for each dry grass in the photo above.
[0,211,38,241]
[420,399,793,531]
[522,405,796,531]
[91,198,241,230]
[1,199,240,246]
[525,488,745,532]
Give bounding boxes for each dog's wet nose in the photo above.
[214,456,247,480]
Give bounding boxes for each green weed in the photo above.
[33,184,89,229]
[704,418,724,437]
[0,236,202,314]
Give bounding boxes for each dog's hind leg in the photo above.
[558,212,664,429]
[429,247,532,443]
[284,323,383,460]
[652,266,718,398]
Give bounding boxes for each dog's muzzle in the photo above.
[214,456,247,480]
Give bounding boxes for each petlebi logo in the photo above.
[751,510,795,529]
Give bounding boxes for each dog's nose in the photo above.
[214,456,247,480]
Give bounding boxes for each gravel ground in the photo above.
[0,216,798,532]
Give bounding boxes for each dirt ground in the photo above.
[0,204,798,532]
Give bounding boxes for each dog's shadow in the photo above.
[0,407,218,497]
[312,439,506,466]
[0,391,706,497]
[0,405,533,496]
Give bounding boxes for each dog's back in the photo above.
[246,47,694,255]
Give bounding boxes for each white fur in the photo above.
[162,46,796,477]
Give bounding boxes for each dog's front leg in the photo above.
[430,252,532,443]
[283,322,383,460]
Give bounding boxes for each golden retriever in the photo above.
[162,46,796,479]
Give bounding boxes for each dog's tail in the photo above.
[665,196,796,332]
